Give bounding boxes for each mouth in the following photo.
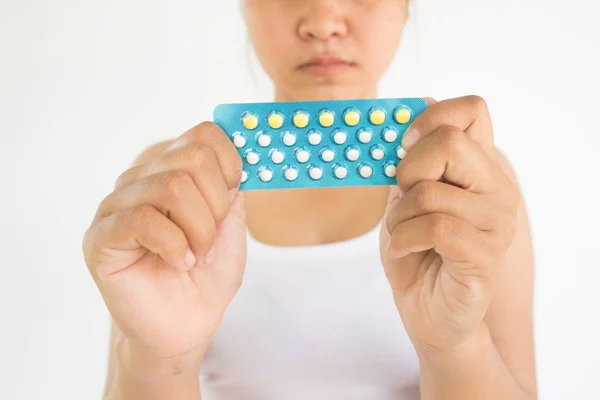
[297,56,355,77]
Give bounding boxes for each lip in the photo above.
[298,56,354,77]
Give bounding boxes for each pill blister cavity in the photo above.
[295,148,310,163]
[233,133,246,148]
[268,112,284,129]
[369,109,386,125]
[320,148,335,163]
[283,166,298,181]
[282,131,296,146]
[309,165,323,180]
[357,128,372,144]
[344,109,361,127]
[270,148,285,164]
[293,111,309,128]
[258,166,273,182]
[333,163,348,179]
[332,130,347,145]
[383,162,397,178]
[242,112,259,130]
[257,132,271,147]
[394,108,411,124]
[241,170,248,183]
[396,146,407,159]
[383,128,398,143]
[246,151,260,165]
[319,110,335,127]
[358,163,373,179]
[307,130,322,145]
[345,146,360,162]
[370,145,385,160]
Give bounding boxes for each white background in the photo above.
[1,0,599,399]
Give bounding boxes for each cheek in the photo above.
[358,9,406,72]
[245,14,296,77]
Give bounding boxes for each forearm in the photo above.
[105,331,203,400]
[417,326,535,400]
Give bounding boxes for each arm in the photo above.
[102,141,203,400]
[104,321,203,400]
[418,150,537,399]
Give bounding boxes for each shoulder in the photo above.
[131,140,175,167]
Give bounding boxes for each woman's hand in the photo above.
[83,122,246,369]
[379,96,521,355]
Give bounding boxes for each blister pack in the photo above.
[213,98,428,190]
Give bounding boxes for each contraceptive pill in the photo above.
[214,97,427,190]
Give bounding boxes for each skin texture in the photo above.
[83,1,537,399]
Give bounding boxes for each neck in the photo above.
[273,86,378,102]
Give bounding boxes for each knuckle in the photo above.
[114,167,138,189]
[440,126,465,152]
[160,171,193,200]
[187,145,217,168]
[182,121,221,143]
[129,204,156,226]
[465,95,489,112]
[431,214,452,240]
[413,181,438,215]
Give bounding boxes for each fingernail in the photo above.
[184,249,196,268]
[401,127,419,150]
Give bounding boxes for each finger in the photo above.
[401,95,495,158]
[114,145,231,222]
[389,213,497,272]
[84,204,195,279]
[97,171,217,258]
[396,125,501,195]
[171,121,243,190]
[385,180,507,234]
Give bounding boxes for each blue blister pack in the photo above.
[213,98,428,190]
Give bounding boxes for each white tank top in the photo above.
[200,222,420,399]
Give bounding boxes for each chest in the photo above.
[200,249,421,399]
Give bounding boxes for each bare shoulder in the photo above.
[132,140,175,167]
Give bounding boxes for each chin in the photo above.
[287,82,377,102]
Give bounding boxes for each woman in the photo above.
[83,1,537,398]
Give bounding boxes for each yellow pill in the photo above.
[242,113,258,130]
[319,111,335,127]
[344,110,360,126]
[369,109,386,125]
[293,112,309,128]
[395,108,411,124]
[268,113,284,129]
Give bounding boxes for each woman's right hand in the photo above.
[82,121,247,373]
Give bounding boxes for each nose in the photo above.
[298,2,348,41]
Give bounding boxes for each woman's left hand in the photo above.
[380,95,521,356]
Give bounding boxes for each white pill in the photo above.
[259,168,273,182]
[371,148,385,160]
[283,132,296,146]
[384,164,396,178]
[257,133,271,147]
[346,148,360,161]
[397,146,407,159]
[241,170,248,183]
[333,131,347,144]
[284,167,298,181]
[233,135,246,148]
[358,130,372,143]
[271,150,284,164]
[384,129,398,143]
[334,166,348,179]
[359,165,373,178]
[246,152,260,165]
[321,149,335,162]
[309,166,323,180]
[296,149,310,163]
[308,132,322,145]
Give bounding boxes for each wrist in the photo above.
[415,323,493,368]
